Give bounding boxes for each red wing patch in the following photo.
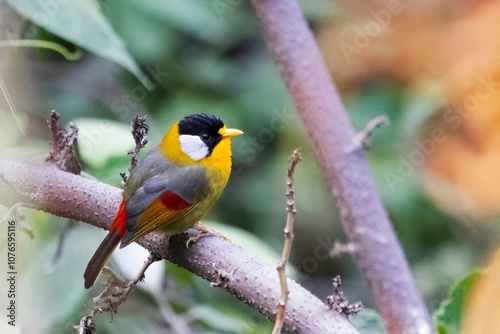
[160,191,191,210]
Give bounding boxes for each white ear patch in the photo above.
[179,135,209,161]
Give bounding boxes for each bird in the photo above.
[84,113,243,289]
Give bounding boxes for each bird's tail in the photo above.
[84,202,127,289]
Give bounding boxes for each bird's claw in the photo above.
[185,222,230,248]
[185,234,203,248]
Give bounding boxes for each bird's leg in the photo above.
[186,222,229,248]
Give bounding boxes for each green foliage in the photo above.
[74,117,135,186]
[5,0,150,87]
[74,118,134,167]
[120,0,241,47]
[434,270,482,334]
[19,211,95,332]
[350,309,387,334]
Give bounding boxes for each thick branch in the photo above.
[0,160,358,334]
[250,1,433,333]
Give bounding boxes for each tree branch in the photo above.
[250,1,433,333]
[0,160,358,334]
[273,149,301,334]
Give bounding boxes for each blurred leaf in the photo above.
[164,260,196,286]
[5,0,151,88]
[85,155,130,187]
[123,0,237,47]
[435,270,482,334]
[104,0,179,64]
[90,295,165,334]
[413,243,475,298]
[350,308,387,334]
[191,304,249,332]
[21,215,91,331]
[73,117,133,168]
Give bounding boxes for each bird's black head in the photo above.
[178,114,225,157]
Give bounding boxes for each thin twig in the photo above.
[75,315,95,334]
[353,115,390,150]
[272,149,301,334]
[330,241,356,258]
[0,202,34,239]
[326,276,363,318]
[0,202,28,224]
[76,255,158,333]
[98,255,156,314]
[101,254,156,314]
[154,289,194,333]
[354,115,390,150]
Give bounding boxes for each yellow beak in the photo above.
[221,128,244,138]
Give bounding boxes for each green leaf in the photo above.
[5,0,152,88]
[350,308,387,334]
[434,270,482,334]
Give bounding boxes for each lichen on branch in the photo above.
[45,110,81,175]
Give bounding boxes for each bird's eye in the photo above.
[201,134,211,142]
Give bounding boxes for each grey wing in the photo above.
[120,165,208,246]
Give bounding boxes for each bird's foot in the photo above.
[186,222,229,248]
